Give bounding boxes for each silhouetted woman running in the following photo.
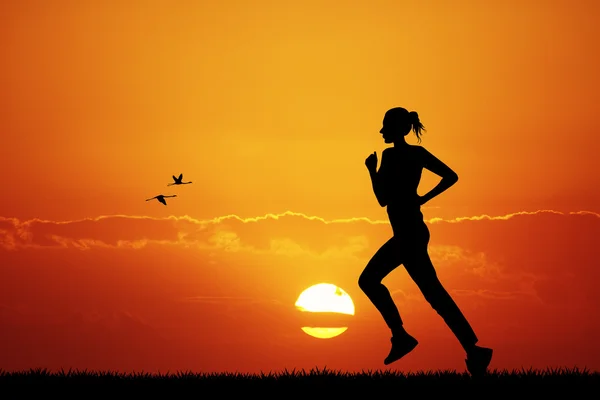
[359,107,493,376]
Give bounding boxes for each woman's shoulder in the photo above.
[411,145,430,155]
[381,147,395,159]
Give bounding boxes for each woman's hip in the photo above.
[390,217,430,245]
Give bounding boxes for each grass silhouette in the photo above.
[1,367,597,396]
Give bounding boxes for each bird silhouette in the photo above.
[167,173,192,186]
[146,194,177,205]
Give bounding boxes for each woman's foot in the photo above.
[465,346,493,377]
[384,332,419,365]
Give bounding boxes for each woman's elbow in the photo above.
[447,171,459,184]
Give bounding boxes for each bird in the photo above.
[167,173,192,186]
[146,194,177,205]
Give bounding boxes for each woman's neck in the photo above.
[393,138,409,147]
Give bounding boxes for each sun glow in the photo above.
[295,283,355,339]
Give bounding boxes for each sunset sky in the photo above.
[1,0,599,373]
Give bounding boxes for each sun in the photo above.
[295,283,355,339]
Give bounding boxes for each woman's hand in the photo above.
[365,151,378,173]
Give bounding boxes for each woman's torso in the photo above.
[379,145,426,234]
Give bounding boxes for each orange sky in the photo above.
[1,1,599,373]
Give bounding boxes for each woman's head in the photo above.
[379,107,426,144]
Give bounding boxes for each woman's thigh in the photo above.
[359,237,404,284]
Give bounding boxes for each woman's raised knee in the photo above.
[358,273,373,293]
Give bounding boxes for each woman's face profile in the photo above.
[380,116,401,143]
[380,124,396,143]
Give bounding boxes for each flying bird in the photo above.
[168,173,192,186]
[146,194,177,205]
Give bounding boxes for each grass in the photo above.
[1,367,598,397]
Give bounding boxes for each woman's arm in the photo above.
[365,150,388,207]
[369,168,387,207]
[419,147,458,205]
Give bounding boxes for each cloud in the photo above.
[3,208,596,253]
[1,209,598,306]
[428,209,600,224]
[451,289,541,302]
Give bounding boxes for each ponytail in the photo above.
[408,111,426,143]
